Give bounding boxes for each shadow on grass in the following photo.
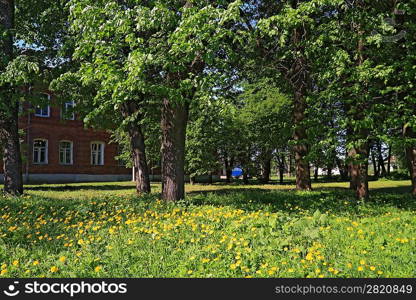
[186,185,416,214]
[25,184,137,192]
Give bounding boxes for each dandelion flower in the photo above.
[50,266,59,273]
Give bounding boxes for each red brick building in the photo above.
[1,92,131,183]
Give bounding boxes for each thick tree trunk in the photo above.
[293,89,311,190]
[348,144,358,190]
[242,170,249,185]
[348,140,369,199]
[260,157,271,184]
[1,0,23,195]
[291,26,312,191]
[2,111,23,195]
[314,166,318,181]
[130,126,151,194]
[121,102,150,194]
[278,154,285,184]
[161,98,188,201]
[404,126,416,196]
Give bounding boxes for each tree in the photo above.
[238,79,292,184]
[0,0,23,195]
[256,0,342,191]
[1,0,67,195]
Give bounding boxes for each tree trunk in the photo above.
[336,157,348,181]
[190,176,196,185]
[242,170,249,185]
[314,166,318,181]
[327,167,332,179]
[208,173,213,185]
[371,148,378,179]
[161,98,188,201]
[121,102,150,194]
[377,141,387,177]
[348,139,369,199]
[1,0,23,195]
[278,154,285,184]
[291,26,312,191]
[387,144,392,176]
[2,112,23,195]
[404,126,416,196]
[348,141,358,190]
[260,157,271,184]
[129,126,151,194]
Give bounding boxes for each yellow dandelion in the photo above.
[50,266,59,273]
[357,266,364,271]
[359,260,365,265]
[370,266,376,271]
[59,256,66,263]
[94,266,102,272]
[33,260,39,266]
[0,269,7,276]
[12,260,19,266]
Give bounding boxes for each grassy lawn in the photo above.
[0,179,415,278]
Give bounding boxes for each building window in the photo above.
[35,94,50,117]
[33,139,48,164]
[62,100,75,120]
[59,141,73,165]
[91,142,104,166]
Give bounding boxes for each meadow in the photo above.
[0,179,415,278]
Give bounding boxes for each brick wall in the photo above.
[1,93,131,179]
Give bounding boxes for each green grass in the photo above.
[0,179,415,278]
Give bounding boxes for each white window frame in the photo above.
[33,139,48,164]
[62,100,75,120]
[34,93,51,117]
[59,140,73,165]
[91,142,105,166]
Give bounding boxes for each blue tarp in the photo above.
[232,167,243,177]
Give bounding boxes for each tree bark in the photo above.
[387,144,392,176]
[377,141,387,177]
[242,169,249,184]
[291,26,312,191]
[336,157,348,181]
[314,166,319,181]
[404,126,416,196]
[278,153,285,184]
[161,98,188,201]
[371,147,378,179]
[130,126,151,194]
[260,157,271,184]
[1,0,23,195]
[121,102,150,194]
[208,173,213,185]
